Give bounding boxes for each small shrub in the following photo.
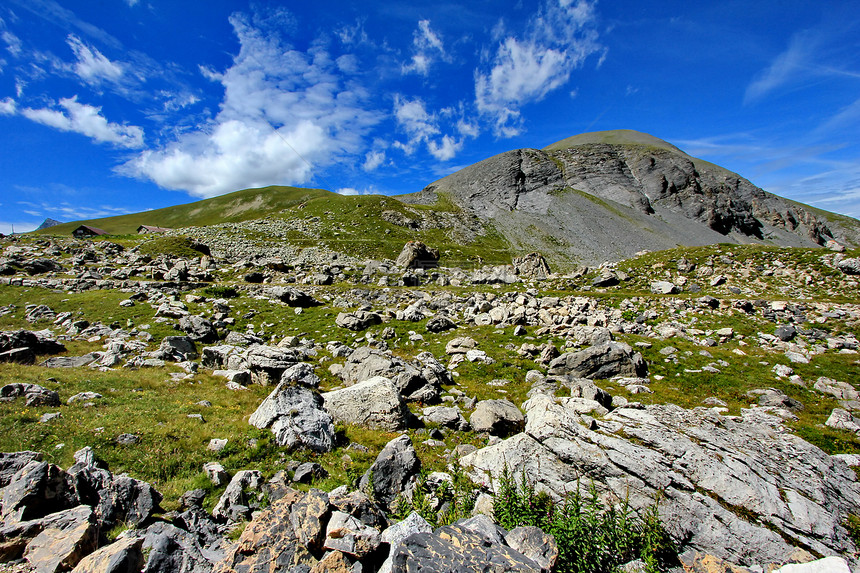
[203,285,240,299]
[493,466,676,573]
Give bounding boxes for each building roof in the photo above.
[73,224,108,236]
[137,225,172,233]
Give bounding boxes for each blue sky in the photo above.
[1,0,859,233]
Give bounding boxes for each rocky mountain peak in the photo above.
[401,130,858,266]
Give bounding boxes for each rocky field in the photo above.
[1,233,860,573]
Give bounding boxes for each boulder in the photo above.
[505,526,559,572]
[24,505,98,573]
[292,463,328,485]
[390,524,541,573]
[1,461,77,523]
[378,512,433,573]
[212,470,263,522]
[836,258,860,275]
[339,346,441,403]
[395,241,439,269]
[248,383,335,452]
[156,336,198,361]
[178,315,217,343]
[0,330,65,356]
[513,252,551,280]
[0,384,60,407]
[359,435,421,509]
[422,406,469,431]
[215,489,314,573]
[469,399,524,437]
[323,510,381,558]
[547,342,648,380]
[71,537,144,573]
[266,286,320,307]
[323,377,412,431]
[426,315,457,333]
[0,451,42,487]
[136,522,218,573]
[335,311,382,332]
[650,281,678,294]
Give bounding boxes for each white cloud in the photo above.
[745,32,812,104]
[336,187,360,195]
[428,135,463,160]
[0,97,15,115]
[474,0,603,136]
[123,12,381,197]
[363,150,385,171]
[402,19,446,76]
[66,34,125,85]
[2,31,22,57]
[21,96,145,148]
[392,95,474,161]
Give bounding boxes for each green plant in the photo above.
[392,463,478,528]
[493,467,676,573]
[203,285,240,298]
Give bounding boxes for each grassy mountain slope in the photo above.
[37,186,332,236]
[35,186,516,267]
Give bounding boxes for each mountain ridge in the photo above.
[400,129,860,265]
[33,129,860,268]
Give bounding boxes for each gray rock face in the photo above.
[547,342,647,379]
[136,522,218,573]
[323,376,412,431]
[400,132,851,265]
[359,435,421,509]
[470,399,524,437]
[462,393,860,567]
[249,383,335,452]
[23,504,98,573]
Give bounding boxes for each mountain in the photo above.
[34,218,62,231]
[401,129,860,265]
[33,129,860,269]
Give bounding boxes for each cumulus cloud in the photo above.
[336,187,360,195]
[475,0,603,136]
[66,34,125,85]
[402,20,446,76]
[123,11,380,197]
[21,96,144,148]
[0,97,15,115]
[392,95,475,161]
[363,150,385,171]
